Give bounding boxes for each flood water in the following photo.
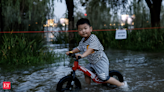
[0,45,164,92]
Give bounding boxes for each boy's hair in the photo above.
[76,18,91,29]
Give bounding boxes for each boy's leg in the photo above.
[84,74,91,84]
[85,63,93,84]
[93,52,124,87]
[104,77,124,87]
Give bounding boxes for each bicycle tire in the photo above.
[109,70,124,82]
[56,75,81,92]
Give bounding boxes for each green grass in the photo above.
[0,33,67,72]
[53,29,164,52]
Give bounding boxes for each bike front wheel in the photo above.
[56,75,81,92]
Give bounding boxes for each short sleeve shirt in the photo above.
[77,34,104,64]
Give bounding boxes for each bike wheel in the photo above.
[109,70,124,82]
[102,70,124,87]
[56,75,81,92]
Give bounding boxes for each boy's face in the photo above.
[77,23,92,38]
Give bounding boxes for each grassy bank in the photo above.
[53,29,164,51]
[98,29,164,51]
[0,33,65,71]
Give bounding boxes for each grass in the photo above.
[0,33,67,72]
[53,29,164,52]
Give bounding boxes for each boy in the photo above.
[66,18,128,90]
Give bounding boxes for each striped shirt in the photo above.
[77,34,104,64]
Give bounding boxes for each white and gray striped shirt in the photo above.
[77,34,104,64]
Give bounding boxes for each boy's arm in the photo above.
[71,48,80,53]
[66,48,80,55]
[81,48,94,58]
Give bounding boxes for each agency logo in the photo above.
[3,81,11,90]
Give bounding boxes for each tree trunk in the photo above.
[145,0,162,27]
[65,0,75,50]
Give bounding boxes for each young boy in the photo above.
[66,18,128,89]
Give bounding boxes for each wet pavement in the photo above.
[0,45,164,92]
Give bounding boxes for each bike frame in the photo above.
[72,59,105,84]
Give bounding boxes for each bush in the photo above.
[0,33,59,66]
[51,28,164,51]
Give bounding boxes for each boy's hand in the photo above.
[75,54,83,59]
[66,51,73,55]
[66,51,70,55]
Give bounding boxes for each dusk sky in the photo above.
[54,0,86,20]
[54,0,67,18]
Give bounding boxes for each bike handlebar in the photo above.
[68,53,81,59]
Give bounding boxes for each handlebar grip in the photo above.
[68,53,72,56]
[69,53,76,58]
[78,56,81,59]
[68,53,81,59]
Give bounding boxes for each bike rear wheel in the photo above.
[56,75,81,92]
[109,70,124,82]
[103,70,124,87]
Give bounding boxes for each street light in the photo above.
[60,18,69,31]
[60,18,69,25]
[43,19,57,27]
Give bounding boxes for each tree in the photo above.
[65,0,76,50]
[82,0,163,27]
[85,0,112,29]
[144,0,162,27]
[1,0,54,31]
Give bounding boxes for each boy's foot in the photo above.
[119,81,129,91]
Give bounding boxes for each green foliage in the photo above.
[52,32,69,44]
[1,0,55,31]
[52,32,81,46]
[85,0,113,30]
[0,34,59,67]
[97,29,164,51]
[53,28,164,51]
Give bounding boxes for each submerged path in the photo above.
[0,45,164,92]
